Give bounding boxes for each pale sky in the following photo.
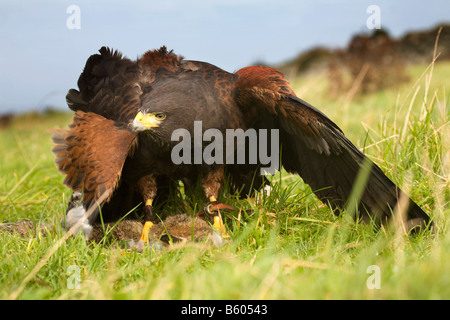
[1,0,449,113]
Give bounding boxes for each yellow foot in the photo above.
[140,221,154,243]
[212,214,224,234]
[212,213,231,239]
[205,197,233,238]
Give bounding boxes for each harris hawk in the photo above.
[52,46,432,243]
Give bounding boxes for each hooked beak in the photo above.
[132,112,160,131]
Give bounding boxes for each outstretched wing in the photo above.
[235,66,431,229]
[55,47,145,221]
[51,111,138,212]
[55,46,184,220]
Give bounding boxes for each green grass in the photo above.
[0,60,449,300]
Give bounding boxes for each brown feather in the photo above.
[138,46,183,72]
[235,65,431,228]
[51,111,137,207]
[66,47,148,123]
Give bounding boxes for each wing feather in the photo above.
[66,47,148,123]
[235,66,431,229]
[51,111,137,213]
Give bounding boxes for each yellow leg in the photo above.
[213,214,226,235]
[208,196,227,236]
[140,199,154,243]
[140,221,154,242]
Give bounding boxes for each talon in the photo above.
[203,199,234,237]
[204,201,218,216]
[204,201,234,217]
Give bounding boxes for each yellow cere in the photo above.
[135,112,161,128]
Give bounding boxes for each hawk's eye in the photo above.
[155,113,166,120]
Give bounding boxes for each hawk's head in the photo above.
[130,77,218,144]
[132,111,166,132]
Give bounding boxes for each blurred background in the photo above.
[0,0,449,116]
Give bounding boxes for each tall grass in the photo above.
[0,59,448,299]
